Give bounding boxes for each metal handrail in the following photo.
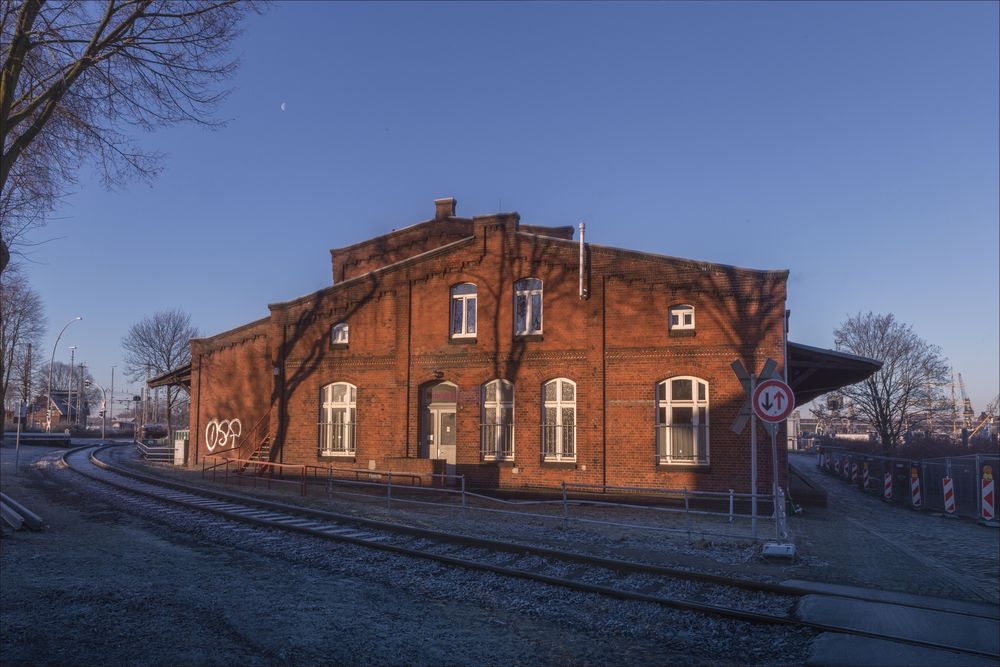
[542,423,575,460]
[656,424,709,464]
[480,422,514,460]
[239,408,271,460]
[318,421,356,456]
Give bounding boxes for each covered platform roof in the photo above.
[146,343,880,407]
[148,363,192,389]
[787,341,882,405]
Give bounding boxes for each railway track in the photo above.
[64,444,999,662]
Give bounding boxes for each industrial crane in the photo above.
[957,373,976,429]
[968,394,999,440]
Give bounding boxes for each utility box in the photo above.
[174,433,189,466]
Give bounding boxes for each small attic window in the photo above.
[669,305,695,331]
[331,322,349,346]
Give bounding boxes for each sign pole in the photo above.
[750,373,758,538]
[771,428,780,539]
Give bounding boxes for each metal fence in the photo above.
[818,446,998,522]
[480,422,515,460]
[657,424,709,465]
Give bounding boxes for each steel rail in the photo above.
[62,445,1000,661]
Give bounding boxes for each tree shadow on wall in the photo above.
[270,272,381,466]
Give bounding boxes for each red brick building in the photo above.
[177,198,877,494]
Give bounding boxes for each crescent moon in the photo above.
[280,102,287,112]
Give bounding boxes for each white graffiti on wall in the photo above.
[205,418,242,452]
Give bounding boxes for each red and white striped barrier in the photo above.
[910,467,922,508]
[943,476,956,515]
[982,465,995,522]
[884,471,893,500]
[863,463,870,491]
[851,462,858,484]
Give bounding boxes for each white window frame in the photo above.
[669,305,695,331]
[320,382,356,456]
[481,379,514,461]
[450,283,477,339]
[331,322,349,345]
[514,278,543,336]
[656,377,709,465]
[542,378,576,462]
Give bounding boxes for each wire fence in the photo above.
[818,446,998,522]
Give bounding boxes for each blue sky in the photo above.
[20,1,999,414]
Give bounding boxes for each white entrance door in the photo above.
[423,382,458,478]
[429,408,457,476]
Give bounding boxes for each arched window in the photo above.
[331,322,349,345]
[514,278,543,335]
[669,305,695,331]
[542,378,576,461]
[450,283,477,338]
[656,377,709,464]
[320,382,356,455]
[481,379,514,460]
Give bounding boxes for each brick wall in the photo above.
[189,319,272,466]
[191,209,789,494]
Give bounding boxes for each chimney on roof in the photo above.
[434,197,457,220]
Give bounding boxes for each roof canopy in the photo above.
[787,341,881,405]
[148,363,192,389]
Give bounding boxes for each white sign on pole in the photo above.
[752,378,795,423]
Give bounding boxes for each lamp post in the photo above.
[67,346,76,428]
[46,316,82,433]
[85,379,107,440]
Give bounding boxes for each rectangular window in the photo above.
[542,379,576,462]
[451,284,477,338]
[482,380,514,460]
[657,378,709,465]
[320,382,356,456]
[668,305,695,331]
[514,278,543,335]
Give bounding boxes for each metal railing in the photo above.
[196,452,784,541]
[319,421,356,456]
[542,423,575,460]
[657,424,709,464]
[136,438,174,462]
[480,422,514,460]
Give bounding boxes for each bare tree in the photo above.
[121,309,197,435]
[0,0,260,271]
[1,266,44,431]
[834,312,950,451]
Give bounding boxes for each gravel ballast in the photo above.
[1,445,814,666]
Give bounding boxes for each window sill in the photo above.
[668,329,696,338]
[514,333,543,342]
[330,343,349,350]
[448,337,477,345]
[657,461,710,471]
[541,459,577,469]
[481,458,516,466]
[320,453,356,461]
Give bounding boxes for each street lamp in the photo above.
[67,346,77,427]
[85,379,107,440]
[46,316,82,433]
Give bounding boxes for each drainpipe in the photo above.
[579,223,587,299]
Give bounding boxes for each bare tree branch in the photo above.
[1,0,262,272]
